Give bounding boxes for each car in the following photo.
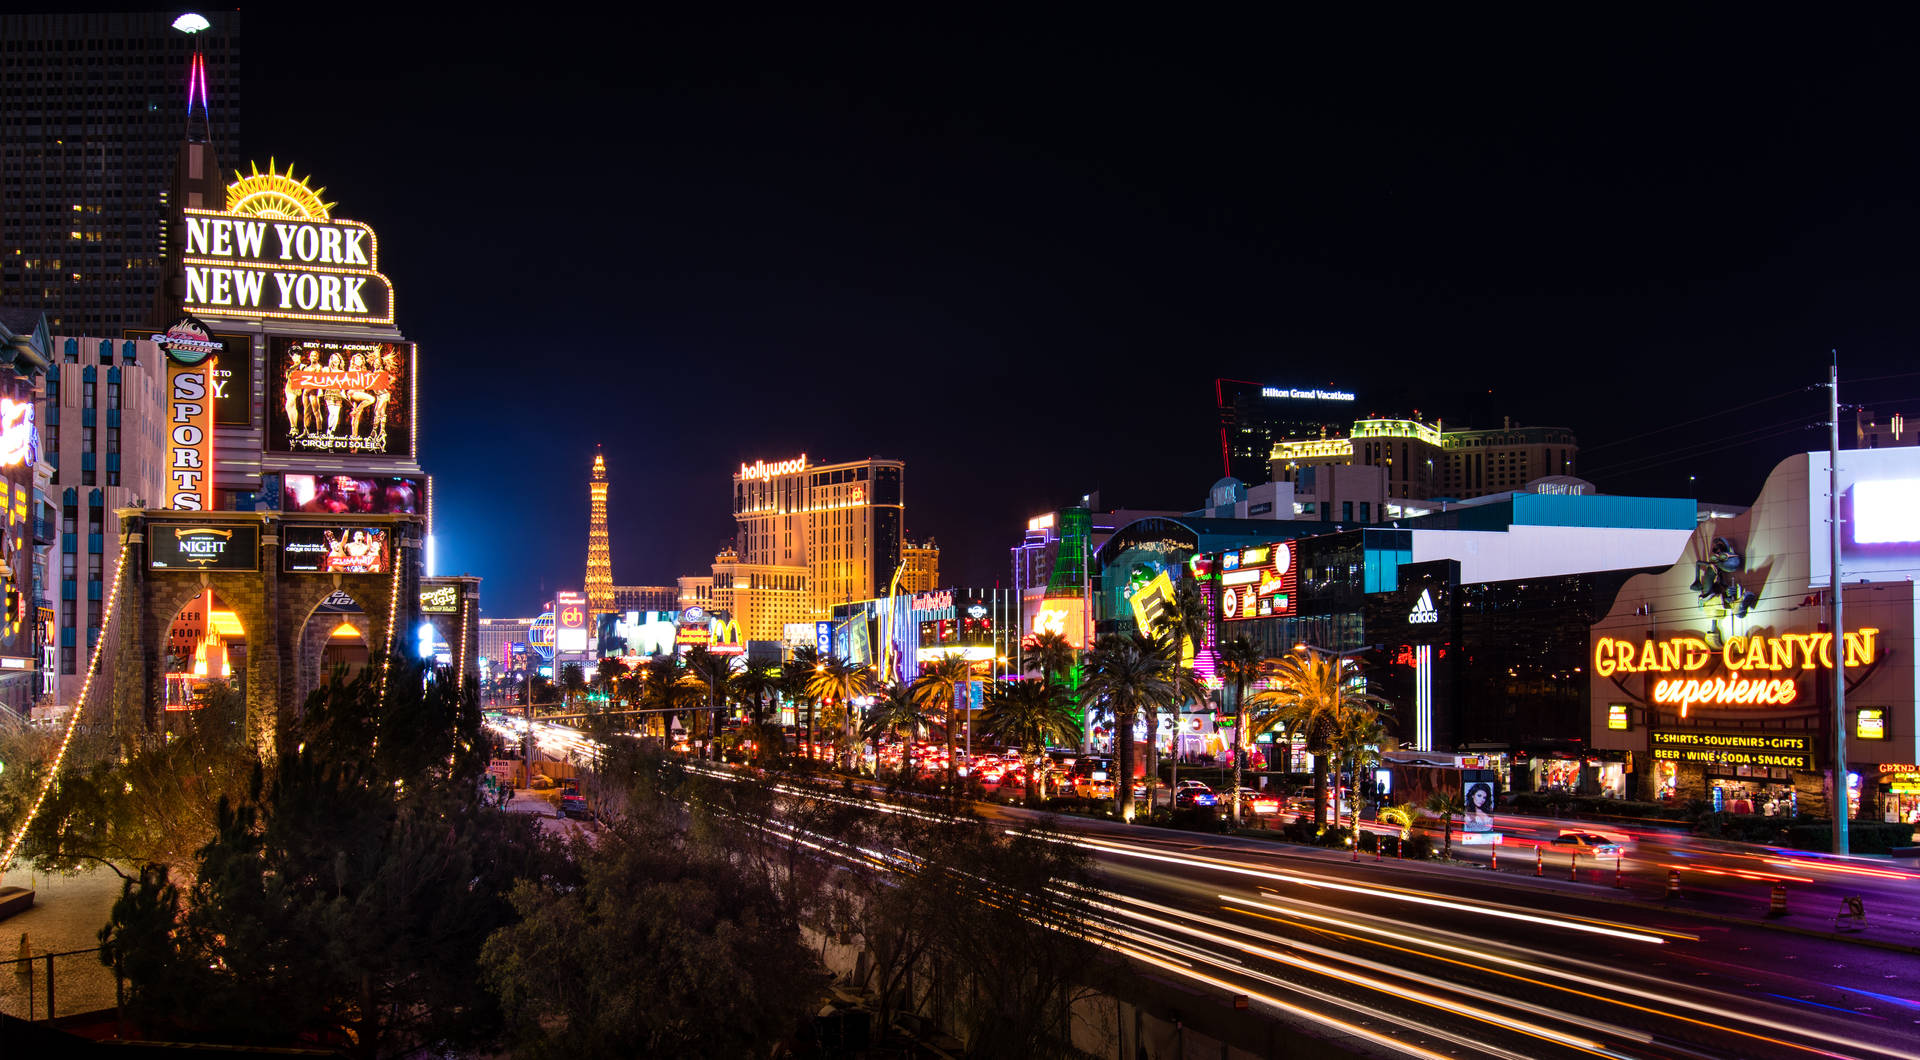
[1075,776,1115,799]
[1549,832,1622,858]
[1173,781,1218,808]
[1233,788,1282,815]
[559,792,591,820]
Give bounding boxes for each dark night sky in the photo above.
[238,9,1920,616]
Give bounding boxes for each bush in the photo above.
[1692,812,1795,843]
[1404,835,1435,860]
[1356,830,1379,853]
[1279,818,1319,844]
[1783,820,1917,854]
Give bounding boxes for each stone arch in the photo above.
[112,513,426,761]
[282,576,394,713]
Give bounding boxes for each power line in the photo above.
[1578,386,1810,454]
[1581,419,1817,482]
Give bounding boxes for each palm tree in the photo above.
[1023,630,1078,687]
[638,655,698,741]
[558,662,588,713]
[1216,635,1264,826]
[784,645,821,764]
[731,661,781,762]
[1082,633,1182,821]
[683,647,737,760]
[1337,715,1394,842]
[861,682,931,779]
[1145,577,1209,803]
[807,656,874,772]
[910,651,973,791]
[1150,631,1207,809]
[1245,648,1388,831]
[1425,790,1465,859]
[978,679,1079,802]
[594,657,626,697]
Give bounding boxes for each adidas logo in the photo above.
[1408,589,1439,624]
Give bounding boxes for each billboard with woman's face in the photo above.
[1463,781,1495,832]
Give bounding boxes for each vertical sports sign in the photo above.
[156,317,219,510]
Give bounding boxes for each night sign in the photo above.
[150,524,260,571]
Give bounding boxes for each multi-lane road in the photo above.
[505,715,1920,1059]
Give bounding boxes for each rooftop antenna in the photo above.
[173,13,213,145]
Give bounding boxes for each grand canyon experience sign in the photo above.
[1594,628,1879,716]
[180,210,394,324]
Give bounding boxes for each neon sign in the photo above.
[1595,629,1879,715]
[0,399,35,468]
[167,359,215,510]
[738,455,808,482]
[1261,386,1355,401]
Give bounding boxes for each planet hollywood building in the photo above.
[1589,449,1920,822]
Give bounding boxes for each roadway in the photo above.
[499,715,1920,1058]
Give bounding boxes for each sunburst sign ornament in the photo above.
[226,158,335,220]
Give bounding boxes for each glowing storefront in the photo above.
[1590,449,1920,820]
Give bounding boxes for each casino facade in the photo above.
[97,149,464,753]
[1589,448,1920,823]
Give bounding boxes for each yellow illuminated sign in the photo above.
[1607,704,1630,731]
[1856,708,1885,741]
[1595,629,1878,716]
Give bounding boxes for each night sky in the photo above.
[241,10,1920,616]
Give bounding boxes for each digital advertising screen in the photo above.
[282,473,422,515]
[269,337,413,457]
[283,523,391,574]
[1219,541,1297,622]
[148,523,260,571]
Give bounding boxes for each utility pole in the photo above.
[1829,357,1849,855]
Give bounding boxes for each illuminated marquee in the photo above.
[178,164,393,324]
[167,359,215,510]
[1595,629,1879,715]
[1649,729,1812,770]
[738,454,808,482]
[181,211,393,324]
[1220,541,1296,622]
[419,585,460,614]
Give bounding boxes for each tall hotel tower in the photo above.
[585,449,614,614]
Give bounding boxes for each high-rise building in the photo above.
[0,11,242,335]
[1272,416,1579,504]
[1215,379,1359,485]
[585,448,612,614]
[1437,422,1578,497]
[676,574,716,614]
[732,453,904,619]
[613,585,677,612]
[710,546,811,643]
[42,334,169,700]
[899,539,939,593]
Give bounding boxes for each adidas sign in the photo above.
[1408,589,1439,624]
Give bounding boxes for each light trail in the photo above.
[1220,893,1896,1060]
[1085,893,1631,1056]
[1050,832,1678,945]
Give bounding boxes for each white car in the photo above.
[1549,832,1623,858]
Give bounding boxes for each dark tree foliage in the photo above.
[99,659,550,1058]
[479,783,823,1058]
